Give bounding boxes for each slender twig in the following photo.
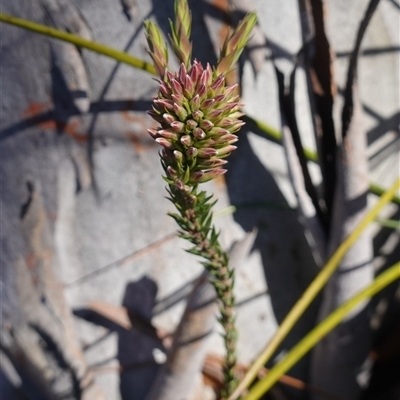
[0,12,156,74]
[229,177,400,400]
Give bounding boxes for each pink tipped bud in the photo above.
[171,93,184,104]
[195,84,207,100]
[156,137,175,149]
[163,113,176,124]
[180,135,192,146]
[190,94,200,111]
[210,127,230,136]
[197,147,218,158]
[173,150,183,160]
[186,147,198,157]
[219,118,235,128]
[159,82,171,97]
[230,120,246,132]
[158,129,178,140]
[199,67,212,88]
[193,127,206,140]
[192,110,204,121]
[154,98,174,111]
[173,103,188,120]
[219,133,238,144]
[171,121,185,132]
[189,60,203,83]
[178,63,187,83]
[224,84,239,98]
[207,109,224,120]
[199,120,214,131]
[165,70,175,83]
[184,74,196,98]
[186,119,198,130]
[166,166,178,179]
[210,74,225,91]
[217,145,237,156]
[213,94,226,105]
[175,179,184,191]
[192,168,227,183]
[171,79,183,95]
[201,98,215,110]
[147,128,159,138]
[148,110,163,122]
[198,158,228,168]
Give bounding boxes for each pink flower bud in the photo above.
[190,94,200,111]
[198,158,228,168]
[192,168,227,183]
[195,84,207,100]
[224,84,239,98]
[156,137,175,149]
[210,74,225,91]
[217,145,237,156]
[189,60,203,83]
[167,166,178,179]
[148,110,163,122]
[199,120,214,131]
[184,74,196,98]
[158,129,178,140]
[180,135,192,146]
[173,103,188,120]
[178,63,187,83]
[159,82,171,97]
[207,109,224,120]
[186,147,198,157]
[171,121,185,132]
[186,119,198,130]
[154,99,174,112]
[201,98,215,110]
[163,113,176,124]
[193,128,206,140]
[219,133,238,144]
[174,150,183,160]
[147,128,159,138]
[171,93,184,104]
[197,148,218,158]
[171,79,183,95]
[192,110,204,121]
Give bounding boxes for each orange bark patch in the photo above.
[22,102,88,143]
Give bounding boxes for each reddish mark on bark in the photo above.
[22,102,88,143]
[26,253,36,271]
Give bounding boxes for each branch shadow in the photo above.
[74,276,163,400]
[225,130,320,388]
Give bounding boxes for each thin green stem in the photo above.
[229,177,400,400]
[0,12,156,74]
[243,261,400,399]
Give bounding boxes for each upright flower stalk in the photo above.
[145,1,256,397]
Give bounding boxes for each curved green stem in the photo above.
[243,261,400,399]
[229,177,400,400]
[0,12,156,74]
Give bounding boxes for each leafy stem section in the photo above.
[167,183,237,397]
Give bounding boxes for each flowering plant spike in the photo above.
[145,2,256,397]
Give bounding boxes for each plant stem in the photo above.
[243,260,400,400]
[229,177,400,400]
[0,12,156,74]
[168,185,237,397]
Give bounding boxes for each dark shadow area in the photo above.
[225,130,320,392]
[74,276,163,400]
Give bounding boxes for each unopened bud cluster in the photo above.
[148,61,244,189]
